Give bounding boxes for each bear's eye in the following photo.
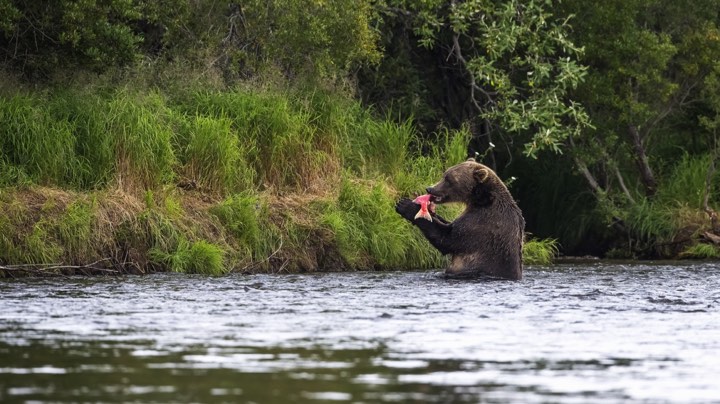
[445,176,454,186]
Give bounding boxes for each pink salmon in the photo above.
[413,194,436,222]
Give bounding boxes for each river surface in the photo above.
[1,262,719,403]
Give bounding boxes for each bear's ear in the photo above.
[473,167,490,183]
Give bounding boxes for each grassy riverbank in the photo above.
[0,81,555,276]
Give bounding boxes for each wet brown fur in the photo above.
[396,160,525,280]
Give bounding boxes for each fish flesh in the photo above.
[413,194,435,222]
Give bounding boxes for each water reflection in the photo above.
[1,263,719,402]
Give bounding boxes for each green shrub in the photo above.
[211,193,261,254]
[186,240,226,275]
[679,243,720,259]
[523,238,559,265]
[150,238,226,275]
[321,176,444,269]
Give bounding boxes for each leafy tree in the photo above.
[216,0,380,79]
[362,0,590,163]
[0,0,190,77]
[0,0,379,81]
[560,0,720,199]
[545,0,720,255]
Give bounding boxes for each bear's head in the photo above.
[426,160,502,207]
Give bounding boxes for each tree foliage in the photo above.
[363,0,590,159]
[531,0,720,253]
[3,0,720,257]
[0,0,188,77]
[0,0,380,80]
[218,0,380,78]
[560,0,720,198]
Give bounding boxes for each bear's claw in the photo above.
[395,198,421,221]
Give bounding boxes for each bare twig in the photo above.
[0,258,120,276]
[235,239,284,273]
[274,258,290,274]
[702,231,720,245]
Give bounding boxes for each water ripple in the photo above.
[1,262,719,403]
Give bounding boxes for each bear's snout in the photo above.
[426,186,440,199]
[426,187,444,203]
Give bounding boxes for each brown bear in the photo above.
[396,160,525,280]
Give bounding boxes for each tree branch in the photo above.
[568,138,628,234]
[643,76,703,138]
[449,30,502,163]
[614,164,636,205]
[704,132,719,233]
[451,33,488,112]
[574,155,603,195]
[628,124,657,197]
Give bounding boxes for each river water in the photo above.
[1,262,719,403]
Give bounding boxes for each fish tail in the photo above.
[414,210,433,222]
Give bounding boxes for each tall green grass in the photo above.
[172,114,253,193]
[394,127,471,195]
[56,199,95,263]
[210,192,282,264]
[0,90,175,190]
[23,222,64,264]
[624,198,676,244]
[321,176,445,269]
[680,243,720,259]
[107,91,176,189]
[523,238,559,265]
[179,90,336,190]
[0,81,509,274]
[0,84,451,196]
[149,238,226,275]
[124,191,232,275]
[0,94,77,186]
[0,193,96,265]
[657,153,716,207]
[623,153,716,254]
[47,90,116,188]
[344,118,414,177]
